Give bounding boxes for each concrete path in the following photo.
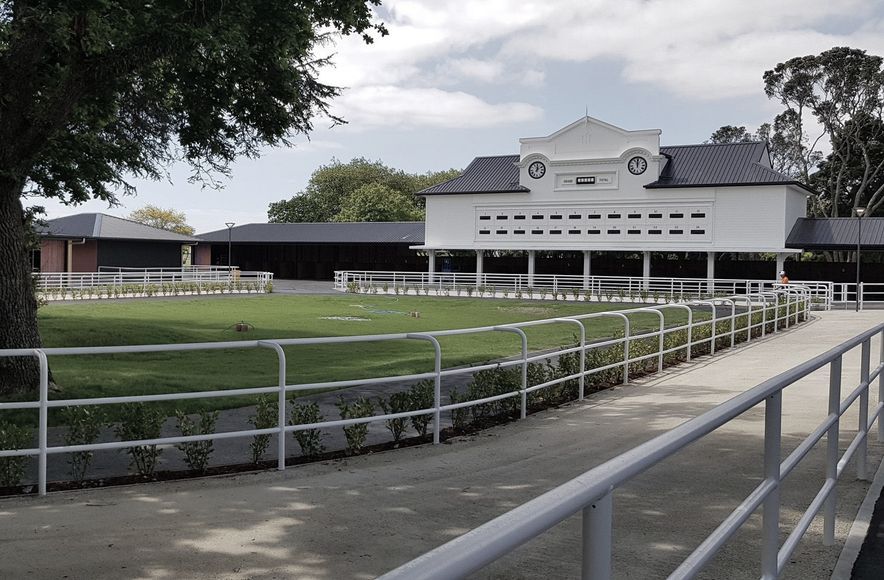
[1,311,883,580]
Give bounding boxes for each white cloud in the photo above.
[333,85,543,128]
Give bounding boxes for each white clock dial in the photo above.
[528,161,546,179]
[627,156,647,175]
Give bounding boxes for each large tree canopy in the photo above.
[0,1,385,394]
[267,158,460,223]
[764,46,884,218]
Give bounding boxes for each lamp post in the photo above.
[225,222,235,270]
[855,207,865,312]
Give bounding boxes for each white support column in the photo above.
[583,250,592,290]
[775,253,786,280]
[706,252,715,295]
[427,250,436,283]
[642,251,651,290]
[528,250,536,288]
[475,250,484,287]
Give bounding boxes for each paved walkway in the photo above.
[1,311,883,579]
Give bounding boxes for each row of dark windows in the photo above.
[479,212,706,221]
[478,228,707,236]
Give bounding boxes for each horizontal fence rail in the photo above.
[334,270,834,310]
[379,320,884,580]
[0,289,811,497]
[34,267,274,300]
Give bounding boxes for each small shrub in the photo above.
[447,389,471,430]
[114,403,165,477]
[248,395,276,463]
[336,396,374,454]
[61,406,103,482]
[175,410,218,473]
[378,391,410,443]
[0,421,31,487]
[408,380,435,437]
[290,400,325,457]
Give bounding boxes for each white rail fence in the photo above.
[35,267,274,300]
[0,288,810,496]
[381,320,884,580]
[334,270,834,310]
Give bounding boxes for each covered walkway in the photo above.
[1,311,882,579]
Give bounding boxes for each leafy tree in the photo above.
[764,47,884,218]
[0,1,384,395]
[334,183,424,222]
[267,158,459,223]
[128,204,195,235]
[707,119,816,179]
[707,125,758,143]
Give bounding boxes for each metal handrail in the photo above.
[0,290,809,497]
[380,321,883,580]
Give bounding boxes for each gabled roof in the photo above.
[647,142,811,191]
[421,142,813,196]
[40,213,200,242]
[419,155,529,195]
[198,222,425,244]
[786,217,884,250]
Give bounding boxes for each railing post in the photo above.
[879,329,884,443]
[824,355,842,545]
[258,341,287,471]
[761,391,782,580]
[407,334,443,444]
[622,318,631,385]
[685,307,693,362]
[582,491,613,580]
[858,339,870,480]
[36,350,49,496]
[495,327,529,418]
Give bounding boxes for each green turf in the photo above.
[22,294,697,417]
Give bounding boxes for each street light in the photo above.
[225,222,235,270]
[855,207,865,312]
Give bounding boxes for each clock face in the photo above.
[627,156,648,175]
[528,161,546,179]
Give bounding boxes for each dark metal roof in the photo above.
[647,142,812,191]
[40,213,200,242]
[419,144,811,196]
[198,222,426,244]
[419,155,529,195]
[786,217,884,250]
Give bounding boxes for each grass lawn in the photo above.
[19,294,697,417]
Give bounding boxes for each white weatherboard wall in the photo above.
[422,117,806,254]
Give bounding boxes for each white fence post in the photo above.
[761,391,782,580]
[582,491,613,580]
[258,341,287,471]
[858,339,870,480]
[823,355,842,545]
[37,350,49,496]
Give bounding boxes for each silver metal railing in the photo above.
[334,270,834,310]
[0,289,810,497]
[380,317,883,580]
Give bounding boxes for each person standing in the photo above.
[779,270,790,285]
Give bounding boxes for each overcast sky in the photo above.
[38,0,884,233]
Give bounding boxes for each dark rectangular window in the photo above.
[587,214,601,220]
[514,230,526,235]
[669,229,683,235]
[532,214,544,220]
[607,213,621,219]
[607,229,620,234]
[628,213,641,219]
[649,229,662,235]
[588,229,601,234]
[479,215,491,221]
[691,212,706,219]
[691,229,706,235]
[568,214,582,220]
[496,230,507,235]
[550,214,563,220]
[514,215,526,220]
[669,213,684,219]
[532,229,543,234]
[568,229,581,234]
[649,213,662,219]
[496,215,508,220]
[550,229,562,234]
[479,230,490,235]
[628,229,641,235]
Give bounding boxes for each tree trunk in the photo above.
[0,177,43,396]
